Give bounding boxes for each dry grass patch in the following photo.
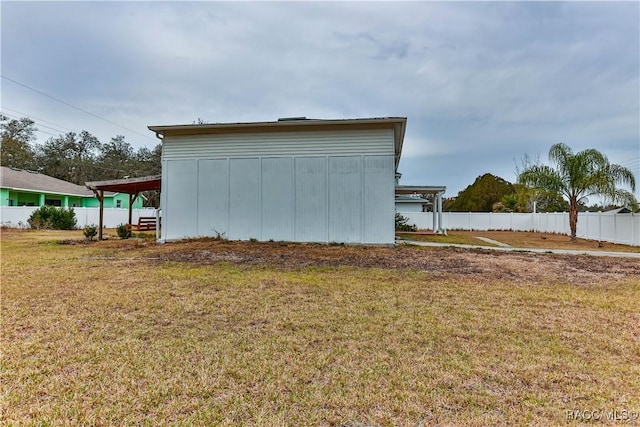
[2,230,639,425]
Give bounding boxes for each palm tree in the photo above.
[518,143,637,240]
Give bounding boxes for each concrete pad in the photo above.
[475,236,512,248]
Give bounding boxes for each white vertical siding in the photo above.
[261,157,294,241]
[228,158,261,240]
[294,157,328,242]
[196,159,229,237]
[161,128,396,243]
[329,156,363,243]
[364,156,395,243]
[164,160,197,240]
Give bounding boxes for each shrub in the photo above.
[116,223,131,239]
[27,206,77,230]
[83,224,98,241]
[395,211,417,232]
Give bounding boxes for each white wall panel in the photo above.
[364,156,394,243]
[295,157,328,242]
[163,129,394,161]
[196,159,229,237]
[228,158,260,240]
[329,156,362,243]
[160,128,398,243]
[261,157,294,241]
[164,160,197,240]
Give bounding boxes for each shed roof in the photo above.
[149,117,407,170]
[395,185,446,196]
[0,166,94,197]
[85,175,161,194]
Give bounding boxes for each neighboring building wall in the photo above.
[161,129,396,243]
[82,193,143,209]
[18,191,41,206]
[0,190,84,207]
[1,188,10,206]
[395,201,425,213]
[0,188,142,208]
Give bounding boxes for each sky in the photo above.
[1,1,639,198]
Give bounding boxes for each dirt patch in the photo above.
[147,239,640,285]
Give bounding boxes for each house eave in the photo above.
[149,117,407,170]
[1,186,93,198]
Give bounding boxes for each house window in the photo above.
[116,199,122,208]
[45,199,62,207]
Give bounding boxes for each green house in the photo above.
[0,167,144,208]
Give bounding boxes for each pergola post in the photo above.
[94,190,104,240]
[432,195,437,232]
[437,191,444,234]
[128,193,140,226]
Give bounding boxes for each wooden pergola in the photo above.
[85,175,161,240]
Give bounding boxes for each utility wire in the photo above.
[1,111,69,135]
[1,111,60,137]
[2,106,75,132]
[1,75,155,141]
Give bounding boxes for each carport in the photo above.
[395,185,446,233]
[85,175,161,240]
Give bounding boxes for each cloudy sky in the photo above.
[2,1,638,197]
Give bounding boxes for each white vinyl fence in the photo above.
[400,211,640,246]
[0,206,159,229]
[3,206,637,246]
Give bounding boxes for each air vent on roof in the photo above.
[277,117,308,121]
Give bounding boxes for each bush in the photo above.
[27,206,77,230]
[83,224,98,241]
[395,211,417,232]
[116,223,131,239]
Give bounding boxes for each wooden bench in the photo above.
[127,216,158,232]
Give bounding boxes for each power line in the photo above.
[1,111,61,137]
[2,106,75,132]
[1,110,68,135]
[1,75,155,141]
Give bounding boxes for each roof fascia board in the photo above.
[396,185,447,194]
[1,186,92,198]
[148,117,407,136]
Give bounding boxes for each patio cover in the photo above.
[395,185,447,233]
[85,175,161,240]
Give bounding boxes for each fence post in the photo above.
[598,211,602,245]
[585,212,589,240]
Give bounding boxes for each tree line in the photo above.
[1,114,161,206]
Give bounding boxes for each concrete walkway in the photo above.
[474,236,512,248]
[397,239,640,258]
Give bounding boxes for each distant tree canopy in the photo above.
[1,114,38,170]
[445,173,515,212]
[1,115,162,207]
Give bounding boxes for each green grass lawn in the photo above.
[2,230,639,425]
